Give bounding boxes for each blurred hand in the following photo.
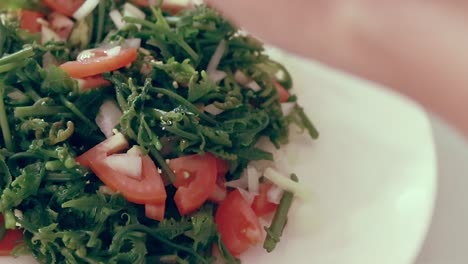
[207,0,468,137]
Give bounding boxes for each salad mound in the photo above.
[0,1,318,263]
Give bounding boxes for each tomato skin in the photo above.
[145,203,165,221]
[76,133,129,167]
[77,75,111,91]
[215,189,262,256]
[43,0,85,17]
[90,155,167,204]
[60,48,138,78]
[274,81,290,103]
[169,153,217,215]
[251,183,278,217]
[215,158,229,178]
[0,229,23,256]
[0,215,23,256]
[20,10,43,33]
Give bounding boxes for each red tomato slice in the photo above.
[145,203,165,221]
[274,81,290,103]
[215,189,262,256]
[76,132,129,167]
[0,229,23,256]
[90,155,167,204]
[169,153,217,215]
[20,10,44,33]
[215,158,229,178]
[0,215,23,256]
[251,183,278,217]
[60,48,138,78]
[43,0,85,17]
[77,75,111,91]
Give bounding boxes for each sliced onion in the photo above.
[204,104,224,115]
[127,145,143,157]
[247,166,260,194]
[237,187,255,206]
[7,90,25,101]
[110,9,125,29]
[208,70,227,83]
[245,81,262,92]
[106,46,121,57]
[41,26,61,44]
[123,3,146,19]
[225,173,248,189]
[266,184,284,205]
[234,70,250,85]
[73,0,100,20]
[99,185,116,195]
[42,51,58,68]
[281,102,296,116]
[206,39,226,75]
[264,167,308,199]
[103,154,142,180]
[123,38,141,49]
[49,12,74,39]
[96,100,123,138]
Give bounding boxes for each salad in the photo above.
[0,0,318,263]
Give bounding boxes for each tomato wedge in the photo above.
[251,183,278,217]
[43,0,85,17]
[274,81,290,103]
[60,48,138,78]
[76,132,129,167]
[77,75,111,91]
[90,155,167,204]
[0,215,23,256]
[215,189,263,256]
[145,203,165,221]
[169,153,217,215]
[20,10,44,33]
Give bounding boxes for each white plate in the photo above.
[1,51,437,264]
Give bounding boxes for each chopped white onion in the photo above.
[41,26,61,44]
[99,185,116,195]
[225,173,248,189]
[264,167,308,199]
[103,154,142,180]
[247,166,260,194]
[110,9,125,29]
[95,100,123,138]
[206,39,226,75]
[42,51,58,68]
[234,70,250,85]
[245,81,262,92]
[204,104,224,115]
[7,90,24,101]
[281,102,296,116]
[49,12,74,39]
[127,145,143,157]
[73,0,100,20]
[106,46,121,57]
[123,3,146,20]
[266,184,284,205]
[123,38,142,49]
[208,70,227,84]
[237,187,255,206]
